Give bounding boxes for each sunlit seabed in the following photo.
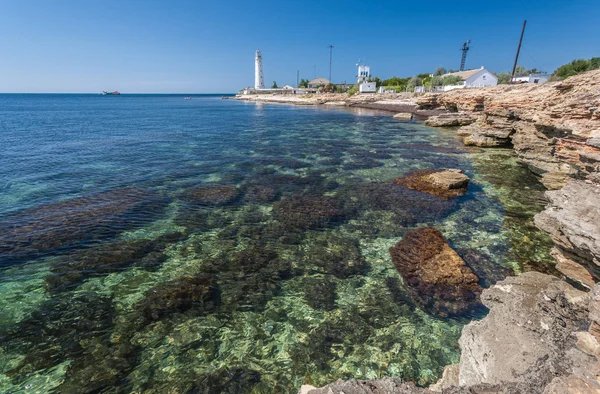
[0,95,554,393]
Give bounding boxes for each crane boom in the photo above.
[460,40,471,71]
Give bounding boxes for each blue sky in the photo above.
[0,0,598,93]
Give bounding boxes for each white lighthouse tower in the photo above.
[254,49,265,89]
[356,62,376,93]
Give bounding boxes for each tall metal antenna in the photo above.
[511,20,527,83]
[328,44,334,83]
[297,70,299,87]
[460,40,471,71]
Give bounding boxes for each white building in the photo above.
[512,73,550,84]
[307,78,330,88]
[255,49,265,89]
[357,64,376,93]
[441,67,498,90]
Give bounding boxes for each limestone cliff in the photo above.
[420,69,600,190]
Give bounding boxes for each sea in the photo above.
[0,93,555,393]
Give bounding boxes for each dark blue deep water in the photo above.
[0,94,554,392]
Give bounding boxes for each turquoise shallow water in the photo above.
[0,94,554,392]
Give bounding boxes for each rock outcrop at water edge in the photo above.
[419,69,600,190]
[389,227,482,317]
[534,180,600,286]
[301,272,600,394]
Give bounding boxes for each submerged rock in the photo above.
[273,195,347,230]
[45,232,188,293]
[456,248,513,288]
[133,274,220,325]
[180,184,241,206]
[0,187,167,267]
[242,184,280,203]
[299,234,368,279]
[393,169,470,199]
[5,293,117,380]
[201,243,293,312]
[389,227,483,317]
[342,183,457,225]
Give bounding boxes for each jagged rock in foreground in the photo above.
[389,227,482,317]
[421,69,600,190]
[393,169,470,199]
[301,273,600,394]
[534,180,600,283]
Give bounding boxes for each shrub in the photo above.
[552,58,600,80]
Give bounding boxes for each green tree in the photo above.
[347,85,359,96]
[494,72,512,84]
[298,79,309,88]
[271,81,278,89]
[381,76,410,87]
[368,76,382,87]
[514,65,529,77]
[433,67,447,76]
[441,75,464,85]
[325,83,338,93]
[407,76,421,89]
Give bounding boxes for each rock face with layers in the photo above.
[393,169,470,199]
[424,113,476,127]
[534,180,600,283]
[421,69,600,190]
[389,227,482,317]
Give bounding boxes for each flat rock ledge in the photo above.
[424,113,477,127]
[393,169,470,199]
[300,272,600,394]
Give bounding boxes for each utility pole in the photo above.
[511,20,527,83]
[297,70,299,87]
[328,44,334,83]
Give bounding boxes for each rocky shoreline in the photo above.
[237,71,600,393]
[301,272,600,394]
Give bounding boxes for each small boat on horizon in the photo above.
[102,91,120,95]
[184,96,192,100]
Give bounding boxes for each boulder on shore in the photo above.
[393,169,470,199]
[389,227,483,317]
[393,112,413,120]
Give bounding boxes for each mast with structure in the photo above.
[460,40,471,71]
[254,49,265,89]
